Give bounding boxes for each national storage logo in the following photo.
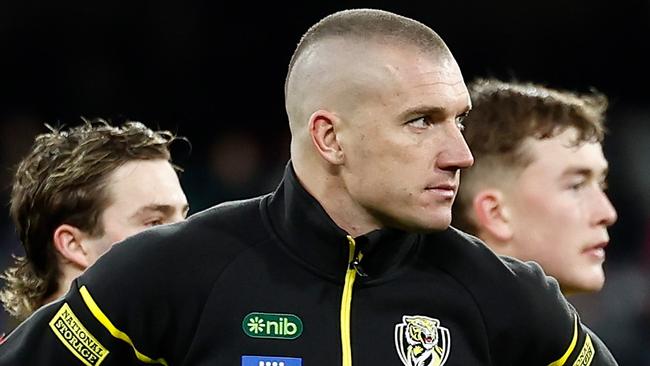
[242,312,303,340]
[48,303,109,366]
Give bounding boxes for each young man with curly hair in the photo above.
[0,120,189,323]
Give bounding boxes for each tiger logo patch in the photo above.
[394,315,451,366]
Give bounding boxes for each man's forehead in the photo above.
[288,36,465,119]
[307,36,449,68]
[128,203,188,219]
[526,136,607,172]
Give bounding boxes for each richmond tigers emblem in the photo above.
[394,315,451,366]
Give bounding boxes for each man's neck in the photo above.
[42,264,84,307]
[293,162,381,237]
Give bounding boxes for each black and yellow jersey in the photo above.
[0,164,617,365]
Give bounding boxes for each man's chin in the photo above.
[561,276,605,296]
[394,217,451,233]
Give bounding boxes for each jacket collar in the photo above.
[264,162,419,282]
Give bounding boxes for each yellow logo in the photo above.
[394,315,451,366]
[572,334,594,366]
[49,303,109,366]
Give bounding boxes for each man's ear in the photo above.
[309,109,344,165]
[472,189,513,244]
[52,224,90,269]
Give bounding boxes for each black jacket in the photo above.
[0,165,617,365]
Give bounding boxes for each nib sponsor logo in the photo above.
[242,312,303,340]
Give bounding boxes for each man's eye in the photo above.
[569,180,587,191]
[455,116,466,131]
[145,219,164,227]
[455,110,470,131]
[599,178,609,191]
[408,117,429,128]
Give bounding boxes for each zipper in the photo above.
[341,235,364,366]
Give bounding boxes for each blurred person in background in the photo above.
[453,78,617,295]
[569,107,650,365]
[184,131,283,211]
[0,119,189,327]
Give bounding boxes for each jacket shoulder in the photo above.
[420,228,596,364]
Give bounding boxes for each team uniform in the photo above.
[0,164,617,365]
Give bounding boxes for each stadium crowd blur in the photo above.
[0,1,648,363]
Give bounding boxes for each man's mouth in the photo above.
[425,183,456,199]
[582,241,608,260]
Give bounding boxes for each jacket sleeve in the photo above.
[0,227,183,365]
[544,312,618,366]
[498,257,618,366]
[0,280,163,365]
[0,219,216,366]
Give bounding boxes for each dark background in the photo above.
[0,1,649,362]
